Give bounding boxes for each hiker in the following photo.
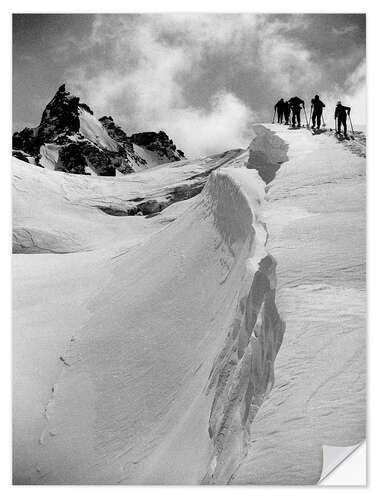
[274,99,285,124]
[283,100,290,124]
[311,95,325,129]
[288,96,305,127]
[335,101,351,137]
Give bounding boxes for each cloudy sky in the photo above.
[13,13,366,157]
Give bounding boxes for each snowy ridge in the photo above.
[231,125,365,485]
[13,127,287,484]
[200,136,286,484]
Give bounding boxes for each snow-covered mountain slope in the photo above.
[13,148,247,253]
[78,108,118,152]
[13,160,269,485]
[13,125,365,484]
[231,124,366,484]
[12,85,184,175]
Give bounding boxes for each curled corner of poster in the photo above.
[319,441,366,486]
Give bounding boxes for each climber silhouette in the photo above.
[311,95,325,129]
[283,100,290,125]
[288,96,305,127]
[335,101,351,137]
[274,99,285,124]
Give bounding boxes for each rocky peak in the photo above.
[13,85,185,176]
[37,83,81,142]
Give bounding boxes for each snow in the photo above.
[132,143,179,168]
[13,158,160,253]
[12,149,247,253]
[39,143,61,170]
[13,124,365,484]
[231,125,365,484]
[13,159,265,484]
[132,143,159,168]
[78,108,118,151]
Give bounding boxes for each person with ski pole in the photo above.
[334,101,351,138]
[288,96,305,127]
[283,100,291,125]
[311,94,325,129]
[274,98,285,124]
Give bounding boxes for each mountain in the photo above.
[12,84,184,175]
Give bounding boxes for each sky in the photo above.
[13,13,366,157]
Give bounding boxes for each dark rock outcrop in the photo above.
[12,150,31,163]
[99,116,128,143]
[12,128,39,157]
[57,143,88,175]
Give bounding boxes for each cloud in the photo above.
[64,14,256,157]
[258,34,317,96]
[332,25,359,36]
[346,61,366,126]
[14,14,365,149]
[158,92,253,158]
[322,60,366,128]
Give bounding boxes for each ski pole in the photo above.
[322,111,326,127]
[303,105,309,128]
[348,113,354,135]
[308,106,312,128]
[272,109,276,124]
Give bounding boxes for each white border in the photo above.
[1,1,373,497]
